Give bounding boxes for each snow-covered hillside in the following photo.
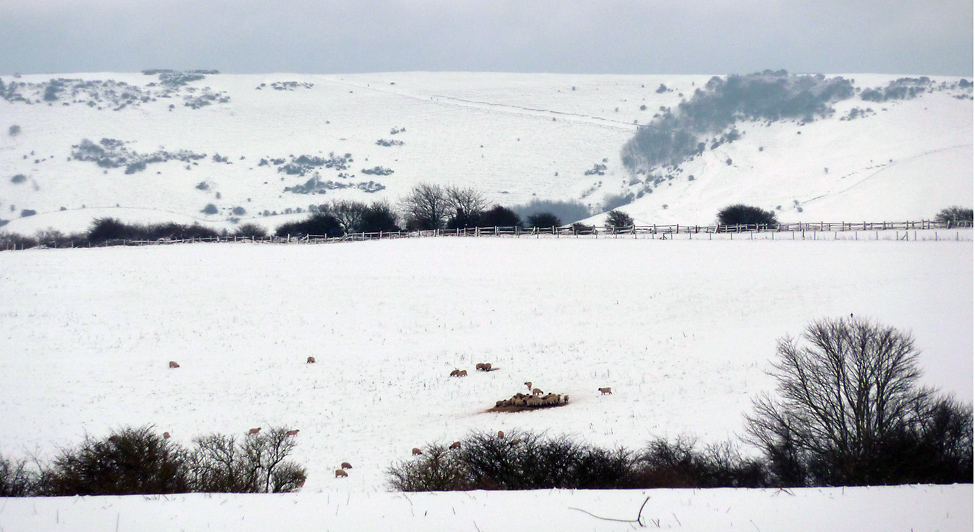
[1,237,970,493]
[0,72,970,236]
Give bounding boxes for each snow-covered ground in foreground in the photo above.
[0,237,971,495]
[0,72,970,235]
[0,484,970,532]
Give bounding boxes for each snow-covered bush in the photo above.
[39,425,191,496]
[604,210,634,230]
[389,431,771,491]
[0,454,37,496]
[526,212,561,229]
[189,428,307,493]
[935,206,973,226]
[717,204,778,226]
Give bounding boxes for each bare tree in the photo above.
[190,427,306,493]
[445,186,488,228]
[322,199,369,234]
[401,183,450,230]
[745,317,934,485]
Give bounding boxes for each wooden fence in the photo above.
[4,219,973,250]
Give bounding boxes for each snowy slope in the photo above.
[0,485,971,532]
[0,238,970,494]
[0,72,970,236]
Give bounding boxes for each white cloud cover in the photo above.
[0,0,971,75]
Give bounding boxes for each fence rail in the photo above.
[4,220,973,250]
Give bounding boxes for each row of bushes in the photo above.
[0,218,272,249]
[389,432,769,491]
[3,200,969,250]
[0,426,306,496]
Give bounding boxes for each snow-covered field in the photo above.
[0,235,971,530]
[1,484,970,532]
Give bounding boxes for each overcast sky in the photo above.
[1,0,971,76]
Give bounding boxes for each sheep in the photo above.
[476,363,492,371]
[458,370,468,377]
[497,430,505,439]
[524,381,532,390]
[509,438,522,446]
[412,447,423,456]
[475,363,485,371]
[248,427,261,435]
[496,400,505,408]
[169,361,180,369]
[162,432,171,439]
[598,387,613,395]
[527,396,543,407]
[286,429,299,437]
[450,369,460,377]
[532,388,543,396]
[335,469,348,478]
[483,363,492,371]
[306,356,316,364]
[341,461,353,469]
[449,441,461,450]
[563,395,570,404]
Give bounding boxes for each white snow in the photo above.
[0,72,970,235]
[0,236,971,530]
[0,71,971,531]
[0,485,970,532]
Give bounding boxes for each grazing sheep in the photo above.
[169,361,180,369]
[412,447,423,456]
[496,400,505,407]
[475,363,485,371]
[163,432,171,439]
[598,387,613,395]
[476,363,492,371]
[458,370,468,377]
[450,369,460,377]
[524,381,532,390]
[341,462,353,469]
[527,396,543,407]
[335,469,348,478]
[248,427,261,435]
[483,363,492,371]
[449,441,461,450]
[306,356,316,364]
[532,388,543,396]
[286,429,299,437]
[497,430,505,439]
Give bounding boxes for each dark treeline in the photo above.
[0,425,306,497]
[1,184,595,248]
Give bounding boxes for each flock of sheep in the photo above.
[169,356,613,481]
